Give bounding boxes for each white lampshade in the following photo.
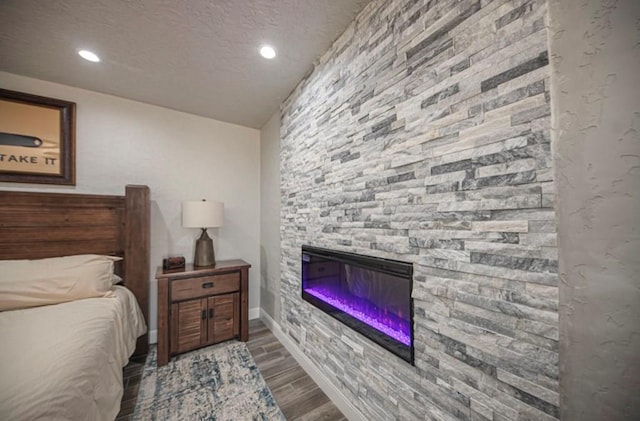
[182,200,224,228]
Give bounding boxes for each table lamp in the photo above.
[182,199,224,267]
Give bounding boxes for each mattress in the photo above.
[0,285,146,420]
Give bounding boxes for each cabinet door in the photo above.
[207,292,239,344]
[171,299,207,354]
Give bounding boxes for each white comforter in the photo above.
[0,286,146,420]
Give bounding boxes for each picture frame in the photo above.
[0,88,76,185]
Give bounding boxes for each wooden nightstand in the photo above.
[156,259,251,366]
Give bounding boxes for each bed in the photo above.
[0,185,150,420]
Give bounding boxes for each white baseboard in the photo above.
[149,329,157,344]
[259,309,366,421]
[259,308,277,331]
[249,307,260,320]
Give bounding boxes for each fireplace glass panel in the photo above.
[301,246,414,364]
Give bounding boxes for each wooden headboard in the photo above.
[0,185,150,355]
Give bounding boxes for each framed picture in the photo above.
[0,88,76,185]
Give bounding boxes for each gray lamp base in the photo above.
[194,228,216,267]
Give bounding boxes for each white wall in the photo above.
[259,110,281,321]
[548,1,640,419]
[0,71,262,337]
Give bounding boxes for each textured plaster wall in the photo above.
[260,111,281,320]
[548,0,640,419]
[0,71,262,336]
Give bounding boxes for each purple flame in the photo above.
[305,287,411,346]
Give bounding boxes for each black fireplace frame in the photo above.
[301,245,415,365]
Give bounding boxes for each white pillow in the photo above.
[0,254,122,311]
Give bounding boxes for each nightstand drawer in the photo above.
[171,272,240,301]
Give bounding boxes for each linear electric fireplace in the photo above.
[301,245,414,364]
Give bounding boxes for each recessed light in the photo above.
[260,45,276,59]
[78,49,100,62]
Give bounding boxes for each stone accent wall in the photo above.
[280,0,558,420]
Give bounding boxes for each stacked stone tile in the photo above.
[280,0,558,419]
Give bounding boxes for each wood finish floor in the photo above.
[116,354,145,421]
[116,319,345,421]
[247,319,346,421]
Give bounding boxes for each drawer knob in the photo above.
[202,282,214,289]
[201,310,207,320]
[209,308,214,319]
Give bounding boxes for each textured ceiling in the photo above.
[0,0,370,128]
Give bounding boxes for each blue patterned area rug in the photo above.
[133,341,286,421]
